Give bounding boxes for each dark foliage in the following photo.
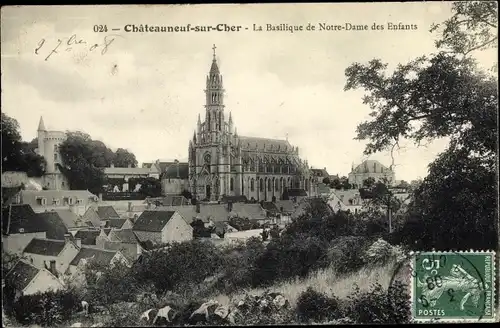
[345,281,411,324]
[296,287,344,323]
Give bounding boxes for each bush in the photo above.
[296,287,343,323]
[345,281,411,324]
[252,233,329,286]
[132,239,223,294]
[327,236,370,275]
[11,289,80,326]
[362,238,406,267]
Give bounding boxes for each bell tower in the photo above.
[204,44,225,144]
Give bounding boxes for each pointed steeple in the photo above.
[228,111,232,123]
[210,44,220,75]
[38,116,46,131]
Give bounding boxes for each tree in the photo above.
[181,190,193,199]
[344,2,498,249]
[113,148,137,168]
[137,177,162,198]
[1,114,45,176]
[362,177,376,189]
[339,176,351,190]
[395,180,410,190]
[430,1,497,58]
[58,132,106,195]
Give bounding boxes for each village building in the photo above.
[2,204,48,255]
[35,211,71,240]
[188,46,317,202]
[16,189,99,216]
[4,260,64,299]
[348,160,396,189]
[22,236,81,276]
[103,163,161,192]
[74,229,104,246]
[132,210,193,244]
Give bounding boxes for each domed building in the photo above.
[348,160,395,189]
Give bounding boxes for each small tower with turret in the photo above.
[36,116,68,190]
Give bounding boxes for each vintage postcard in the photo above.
[1,2,498,326]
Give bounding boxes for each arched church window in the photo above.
[251,178,255,192]
[260,179,264,192]
[204,153,211,165]
[207,113,211,124]
[267,179,272,192]
[230,178,234,192]
[275,179,279,191]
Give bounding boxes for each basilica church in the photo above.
[188,46,317,202]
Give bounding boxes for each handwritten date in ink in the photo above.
[35,34,120,61]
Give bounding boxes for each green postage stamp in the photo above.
[411,251,496,322]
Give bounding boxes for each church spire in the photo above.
[210,44,220,75]
[38,116,46,131]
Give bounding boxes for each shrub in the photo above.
[11,289,80,326]
[327,236,370,275]
[252,233,329,287]
[296,287,343,323]
[345,281,411,324]
[132,239,223,294]
[362,238,406,267]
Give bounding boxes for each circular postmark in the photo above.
[389,251,490,323]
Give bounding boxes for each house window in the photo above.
[251,178,255,192]
[41,198,47,206]
[36,197,43,206]
[54,153,58,161]
[53,198,60,205]
[77,199,83,205]
[68,197,74,205]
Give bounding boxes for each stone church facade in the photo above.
[188,46,316,202]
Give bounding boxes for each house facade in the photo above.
[17,190,99,216]
[22,237,81,275]
[133,210,193,244]
[5,260,64,299]
[2,204,49,255]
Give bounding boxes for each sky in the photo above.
[1,3,496,182]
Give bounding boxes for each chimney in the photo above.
[49,260,57,276]
[75,238,82,248]
[176,162,180,178]
[64,233,72,243]
[196,202,201,213]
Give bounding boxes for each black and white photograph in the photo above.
[1,2,498,326]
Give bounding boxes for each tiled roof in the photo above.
[104,167,151,175]
[103,241,137,263]
[108,219,127,229]
[155,205,230,224]
[52,209,87,229]
[261,202,279,214]
[5,260,40,291]
[238,136,292,152]
[2,204,48,235]
[74,229,101,245]
[70,247,117,267]
[160,195,190,206]
[221,195,248,203]
[23,238,66,256]
[311,168,330,177]
[133,211,176,232]
[231,203,266,219]
[20,190,97,201]
[97,206,120,219]
[36,212,70,240]
[162,163,189,179]
[285,188,308,197]
[275,200,296,213]
[352,160,392,174]
[111,229,138,244]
